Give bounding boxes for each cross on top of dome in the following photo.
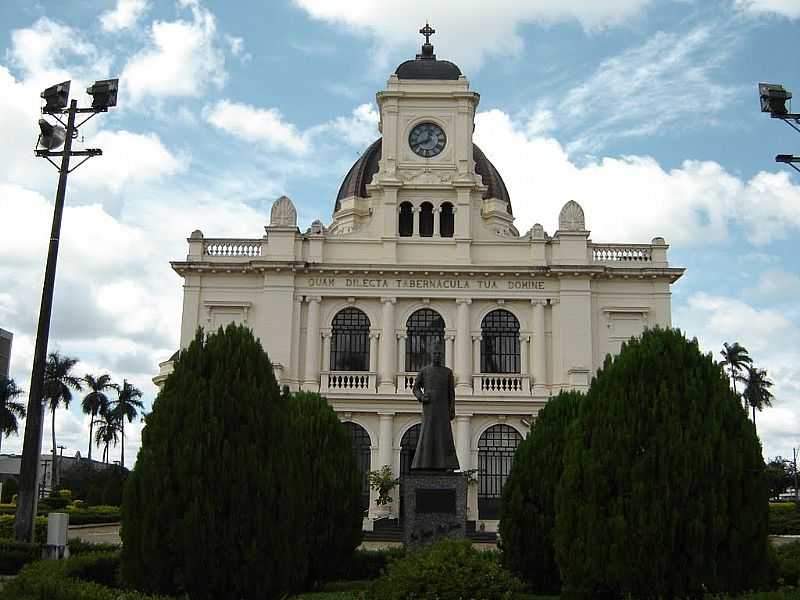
[417,22,436,59]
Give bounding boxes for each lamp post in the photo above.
[14,78,118,542]
[759,82,800,173]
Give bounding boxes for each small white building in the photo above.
[157,36,684,529]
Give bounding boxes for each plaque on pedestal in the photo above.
[403,471,467,550]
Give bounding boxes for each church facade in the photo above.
[158,33,683,529]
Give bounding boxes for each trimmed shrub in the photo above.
[555,328,771,598]
[0,514,47,541]
[770,502,800,535]
[68,537,121,555]
[366,539,523,600]
[332,547,405,581]
[500,390,582,594]
[58,489,72,501]
[1,477,18,503]
[40,494,70,510]
[59,462,129,506]
[121,324,363,600]
[72,499,87,509]
[0,539,39,574]
[773,540,800,587]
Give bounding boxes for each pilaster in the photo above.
[455,298,472,394]
[379,297,397,393]
[303,296,322,392]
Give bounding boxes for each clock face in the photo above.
[409,122,446,158]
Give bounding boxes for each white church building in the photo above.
[157,31,684,529]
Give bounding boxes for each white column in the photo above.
[378,297,396,392]
[412,205,419,237]
[369,333,379,372]
[444,335,454,370]
[322,332,331,371]
[378,412,394,470]
[455,415,471,472]
[472,335,482,375]
[520,335,529,376]
[433,207,441,238]
[397,333,407,373]
[303,296,321,392]
[455,298,472,393]
[289,295,302,388]
[532,300,546,393]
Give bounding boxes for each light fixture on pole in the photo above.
[14,77,118,543]
[759,82,800,173]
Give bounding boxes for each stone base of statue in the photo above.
[403,470,467,550]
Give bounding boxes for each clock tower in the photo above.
[331,24,516,256]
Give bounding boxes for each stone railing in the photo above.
[397,373,416,394]
[591,244,652,263]
[203,239,263,257]
[321,371,376,393]
[474,374,530,395]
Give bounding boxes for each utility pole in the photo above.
[14,79,117,542]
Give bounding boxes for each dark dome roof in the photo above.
[395,58,461,80]
[394,41,462,80]
[335,139,512,215]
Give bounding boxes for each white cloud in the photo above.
[745,269,800,302]
[71,130,188,192]
[473,109,800,246]
[204,100,310,154]
[9,17,101,79]
[100,0,151,32]
[293,0,652,72]
[313,103,380,148]
[735,0,800,19]
[557,26,736,152]
[121,0,226,105]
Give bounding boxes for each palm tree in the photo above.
[43,352,82,489]
[720,342,752,406]
[81,373,114,462]
[112,379,143,469]
[94,408,120,464]
[0,377,26,453]
[742,366,774,434]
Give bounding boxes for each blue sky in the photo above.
[0,0,798,465]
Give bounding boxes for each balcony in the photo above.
[320,371,376,393]
[396,372,416,394]
[473,374,530,395]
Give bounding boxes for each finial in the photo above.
[417,22,436,60]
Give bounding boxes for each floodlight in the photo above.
[86,78,118,110]
[776,154,799,163]
[37,119,66,150]
[759,82,792,115]
[40,81,71,113]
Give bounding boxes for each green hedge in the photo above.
[0,514,47,541]
[770,503,800,535]
[331,547,404,581]
[0,552,176,600]
[0,539,39,575]
[773,541,800,587]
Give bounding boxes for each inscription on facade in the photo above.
[306,277,546,290]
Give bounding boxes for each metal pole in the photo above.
[14,99,77,542]
[794,447,799,507]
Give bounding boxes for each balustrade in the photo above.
[396,372,416,394]
[473,374,530,395]
[591,244,652,263]
[203,239,263,257]
[321,371,376,392]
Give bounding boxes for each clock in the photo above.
[409,122,446,158]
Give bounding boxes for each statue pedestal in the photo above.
[403,470,467,550]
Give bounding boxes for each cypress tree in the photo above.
[121,324,362,599]
[554,327,770,599]
[499,390,581,594]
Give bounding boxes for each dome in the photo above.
[395,57,461,80]
[335,139,512,215]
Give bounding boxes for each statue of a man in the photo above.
[411,343,460,471]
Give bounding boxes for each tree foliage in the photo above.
[121,324,362,599]
[499,390,581,594]
[0,377,26,453]
[555,327,770,599]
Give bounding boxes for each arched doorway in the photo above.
[343,421,372,513]
[477,424,522,519]
[330,307,370,371]
[399,423,421,520]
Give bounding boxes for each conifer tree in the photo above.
[122,324,362,599]
[500,390,581,594]
[554,328,770,599]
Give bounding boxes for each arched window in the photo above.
[399,424,421,518]
[480,309,520,374]
[440,202,454,238]
[399,202,413,237]
[343,422,372,513]
[419,202,434,237]
[330,308,370,371]
[405,309,445,372]
[478,424,522,519]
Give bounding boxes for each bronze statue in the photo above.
[411,344,460,471]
